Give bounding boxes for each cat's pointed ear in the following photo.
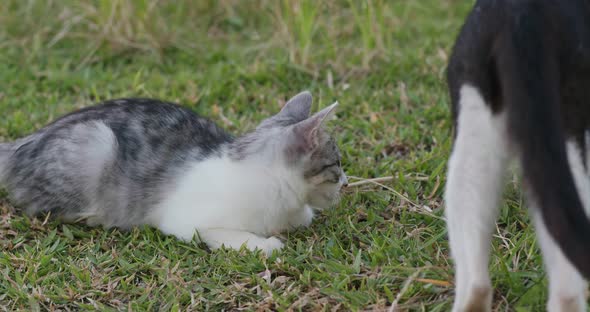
[291,102,338,153]
[277,91,313,123]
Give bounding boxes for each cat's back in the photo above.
[2,98,233,225]
[13,98,233,163]
[45,98,231,148]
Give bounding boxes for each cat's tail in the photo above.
[0,143,13,182]
[497,8,590,278]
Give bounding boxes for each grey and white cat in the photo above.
[0,91,347,254]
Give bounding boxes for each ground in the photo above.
[0,1,551,311]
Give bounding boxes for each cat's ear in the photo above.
[290,102,338,153]
[277,91,313,123]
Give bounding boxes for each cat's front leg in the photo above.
[289,205,314,228]
[198,229,284,255]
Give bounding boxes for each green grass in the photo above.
[0,0,552,310]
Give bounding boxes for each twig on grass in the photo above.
[347,175,420,209]
[388,268,422,312]
[346,175,445,221]
[346,176,395,187]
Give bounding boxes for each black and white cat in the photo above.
[445,0,590,311]
[0,91,347,255]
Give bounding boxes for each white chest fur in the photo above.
[150,156,312,254]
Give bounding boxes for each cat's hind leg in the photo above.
[533,212,588,312]
[445,85,511,312]
[530,140,588,312]
[198,229,284,255]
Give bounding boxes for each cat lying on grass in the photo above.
[0,91,347,255]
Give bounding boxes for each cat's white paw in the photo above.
[258,236,284,255]
[197,229,284,255]
[452,285,492,312]
[290,205,314,228]
[299,206,314,227]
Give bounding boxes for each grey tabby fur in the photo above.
[0,91,345,235]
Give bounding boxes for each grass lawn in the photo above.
[0,1,551,311]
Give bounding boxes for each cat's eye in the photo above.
[321,162,338,171]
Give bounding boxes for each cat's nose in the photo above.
[341,175,349,187]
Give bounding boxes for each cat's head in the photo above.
[231,91,347,209]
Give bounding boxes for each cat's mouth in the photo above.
[326,192,342,206]
[309,192,340,211]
